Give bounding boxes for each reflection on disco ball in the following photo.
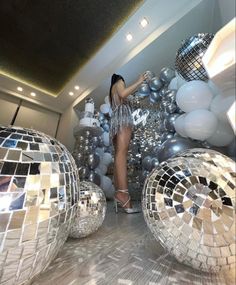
[175,33,214,81]
[0,126,79,284]
[70,181,106,238]
[142,148,235,272]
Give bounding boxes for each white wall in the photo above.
[0,92,60,138]
[56,103,79,152]
[0,92,20,125]
[14,101,60,137]
[213,0,235,32]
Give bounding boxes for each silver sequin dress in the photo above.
[110,92,133,139]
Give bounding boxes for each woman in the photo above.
[109,73,147,213]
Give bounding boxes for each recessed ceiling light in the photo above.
[74,85,80,90]
[30,92,36,97]
[69,91,74,96]
[126,33,133,41]
[140,17,149,28]
[17,86,23,92]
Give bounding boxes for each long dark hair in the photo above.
[109,74,125,105]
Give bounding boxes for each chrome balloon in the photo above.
[149,76,163,91]
[159,67,175,84]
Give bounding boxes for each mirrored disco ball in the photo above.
[175,33,214,81]
[70,181,106,238]
[0,126,79,284]
[142,148,235,272]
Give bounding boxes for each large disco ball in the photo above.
[0,126,79,284]
[142,148,235,272]
[175,33,214,81]
[70,181,106,238]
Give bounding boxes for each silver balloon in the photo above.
[76,152,84,166]
[151,157,159,169]
[79,166,89,180]
[149,76,163,91]
[165,113,180,132]
[70,181,106,238]
[99,113,105,121]
[142,156,153,171]
[158,137,200,162]
[140,169,150,182]
[159,86,169,97]
[145,70,155,82]
[149,91,161,104]
[175,33,214,81]
[165,102,177,114]
[101,123,110,132]
[160,132,174,143]
[159,67,175,85]
[165,89,177,102]
[137,82,151,98]
[88,171,101,186]
[87,153,100,170]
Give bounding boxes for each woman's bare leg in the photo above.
[113,127,132,208]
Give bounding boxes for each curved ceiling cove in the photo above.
[0,0,143,96]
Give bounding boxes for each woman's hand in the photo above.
[138,72,148,84]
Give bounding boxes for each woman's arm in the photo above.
[116,74,146,99]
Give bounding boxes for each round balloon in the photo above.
[102,152,112,166]
[100,175,113,196]
[206,121,234,147]
[149,76,163,91]
[184,109,218,141]
[165,113,180,132]
[88,170,101,186]
[210,93,235,123]
[174,114,187,138]
[142,156,153,171]
[176,80,213,112]
[159,67,175,85]
[158,137,200,162]
[149,91,161,104]
[100,104,110,114]
[102,132,110,146]
[79,166,89,180]
[168,77,178,90]
[98,162,108,175]
[137,83,151,97]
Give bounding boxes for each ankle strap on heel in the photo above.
[117,189,128,193]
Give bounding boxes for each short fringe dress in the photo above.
[110,92,133,140]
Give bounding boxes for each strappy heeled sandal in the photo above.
[114,189,141,214]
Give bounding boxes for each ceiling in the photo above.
[0,0,142,95]
[0,0,233,113]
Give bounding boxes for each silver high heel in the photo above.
[114,189,141,214]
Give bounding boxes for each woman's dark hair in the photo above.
[109,74,125,105]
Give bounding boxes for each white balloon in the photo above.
[102,132,110,146]
[94,167,102,176]
[100,103,110,114]
[104,96,110,105]
[208,80,221,96]
[210,93,235,123]
[98,163,108,175]
[95,147,104,157]
[184,109,218,141]
[102,152,112,166]
[206,121,235,147]
[168,77,178,90]
[174,114,187,137]
[100,175,112,194]
[175,72,187,88]
[176,80,213,113]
